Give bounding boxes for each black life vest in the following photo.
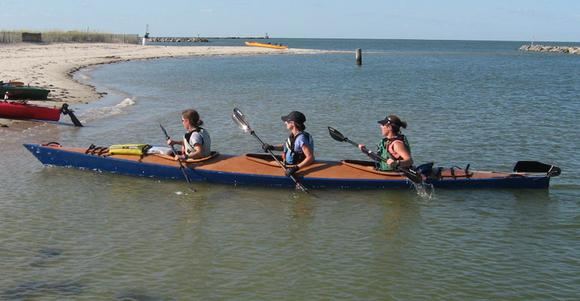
[283,131,312,165]
[183,127,205,155]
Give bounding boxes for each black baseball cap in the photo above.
[281,111,306,124]
[377,115,402,127]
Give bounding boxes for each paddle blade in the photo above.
[328,127,347,142]
[399,167,424,184]
[232,107,251,133]
[60,103,83,127]
[67,110,83,127]
[514,161,561,177]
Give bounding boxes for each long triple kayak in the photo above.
[24,143,560,190]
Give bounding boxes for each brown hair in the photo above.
[182,109,203,127]
[296,122,306,131]
[388,115,407,133]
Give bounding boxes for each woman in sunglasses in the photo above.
[359,114,413,171]
[167,109,212,160]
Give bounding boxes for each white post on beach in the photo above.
[142,24,149,46]
[356,48,362,65]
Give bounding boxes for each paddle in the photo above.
[160,124,196,191]
[60,103,83,127]
[327,126,424,184]
[514,161,561,177]
[231,107,309,193]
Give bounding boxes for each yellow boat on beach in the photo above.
[245,41,288,50]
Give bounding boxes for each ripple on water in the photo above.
[2,280,84,300]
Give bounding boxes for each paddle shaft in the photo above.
[344,136,422,184]
[343,138,359,148]
[249,130,309,193]
[160,124,193,185]
[342,137,385,162]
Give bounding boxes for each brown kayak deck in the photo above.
[55,145,517,181]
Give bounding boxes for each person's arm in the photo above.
[297,144,314,169]
[183,133,205,159]
[358,144,372,154]
[167,139,183,146]
[166,138,184,159]
[285,139,314,177]
[262,143,283,152]
[387,141,413,168]
[183,144,202,160]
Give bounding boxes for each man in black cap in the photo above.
[262,111,315,176]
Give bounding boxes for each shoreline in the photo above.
[0,43,323,127]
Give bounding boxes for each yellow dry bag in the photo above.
[108,144,151,156]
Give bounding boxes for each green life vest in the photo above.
[376,135,411,171]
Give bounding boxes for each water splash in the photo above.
[413,182,434,200]
[78,97,136,122]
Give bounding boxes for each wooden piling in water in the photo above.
[356,48,362,65]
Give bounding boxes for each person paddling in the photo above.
[167,109,211,160]
[359,114,413,171]
[262,111,315,177]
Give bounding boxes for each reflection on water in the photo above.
[3,280,85,300]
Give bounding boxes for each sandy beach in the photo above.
[0,42,318,126]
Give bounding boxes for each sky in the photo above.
[1,0,579,42]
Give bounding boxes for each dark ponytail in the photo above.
[388,115,406,133]
[182,109,203,127]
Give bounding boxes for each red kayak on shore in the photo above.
[0,101,61,121]
[0,102,83,126]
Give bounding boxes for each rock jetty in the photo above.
[519,44,580,55]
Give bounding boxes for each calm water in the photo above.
[1,39,579,300]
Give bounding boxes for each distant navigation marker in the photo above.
[143,24,150,46]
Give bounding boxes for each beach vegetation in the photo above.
[0,30,139,44]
